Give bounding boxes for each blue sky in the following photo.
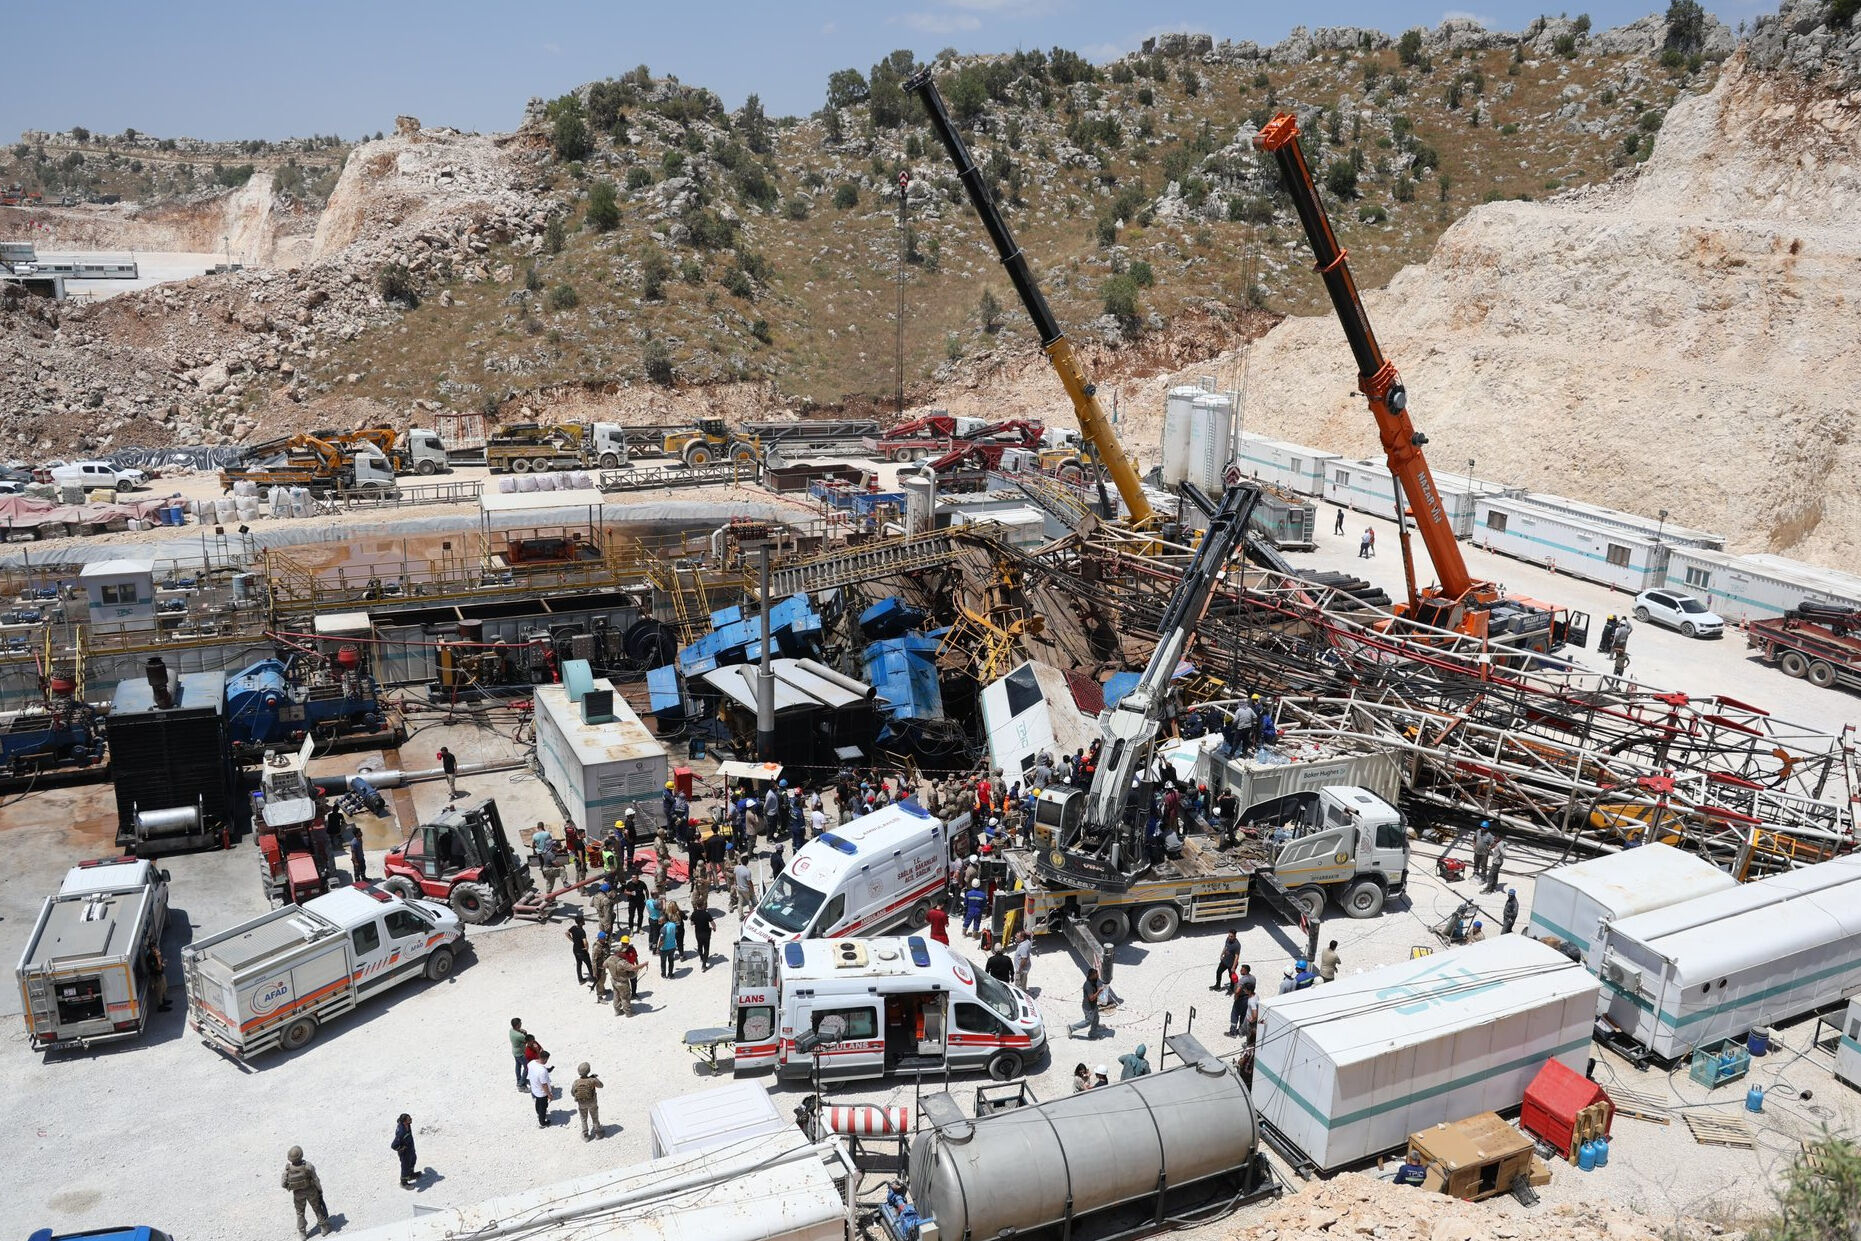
[9,0,1774,142]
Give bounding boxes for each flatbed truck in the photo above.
[1747,604,1861,693]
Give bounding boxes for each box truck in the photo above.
[17,857,170,1050]
[184,884,462,1058]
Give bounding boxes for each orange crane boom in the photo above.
[1256,113,1471,602]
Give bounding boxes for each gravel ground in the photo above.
[0,498,1855,1238]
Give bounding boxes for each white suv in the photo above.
[1633,589,1724,638]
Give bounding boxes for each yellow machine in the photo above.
[662,417,761,467]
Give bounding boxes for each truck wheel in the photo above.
[1088,909,1129,943]
[684,445,714,467]
[415,459,438,476]
[987,1050,1025,1081]
[1134,904,1182,943]
[731,445,758,465]
[510,457,532,474]
[599,453,620,469]
[279,1016,317,1052]
[1343,880,1386,919]
[907,900,932,928]
[381,875,419,901]
[1056,462,1086,485]
[530,458,552,474]
[1293,886,1327,919]
[424,946,456,981]
[1780,651,1809,678]
[450,881,497,924]
[1633,606,1649,622]
[891,447,912,463]
[1807,660,1838,689]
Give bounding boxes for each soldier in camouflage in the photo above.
[281,1145,332,1238]
[571,1061,605,1140]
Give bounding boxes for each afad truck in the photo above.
[741,801,949,943]
[730,935,1046,1083]
[183,884,462,1057]
[17,856,170,1051]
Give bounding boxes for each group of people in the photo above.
[1597,614,1635,677]
[1071,1041,1152,1091]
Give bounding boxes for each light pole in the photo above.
[1656,508,1669,542]
[895,169,910,420]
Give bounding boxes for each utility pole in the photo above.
[756,544,775,761]
[895,169,910,419]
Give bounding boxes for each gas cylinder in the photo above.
[1577,1140,1598,1171]
[1746,1085,1765,1113]
[1594,1136,1610,1167]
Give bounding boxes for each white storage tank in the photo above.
[1527,843,1738,970]
[1597,856,1861,1060]
[533,665,669,837]
[1186,393,1233,494]
[1160,385,1200,486]
[1253,936,1597,1172]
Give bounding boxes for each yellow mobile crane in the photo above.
[906,69,1152,527]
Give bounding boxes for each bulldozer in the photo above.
[662,417,761,468]
[379,797,533,924]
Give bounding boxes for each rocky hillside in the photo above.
[0,11,1726,456]
[1231,0,1861,563]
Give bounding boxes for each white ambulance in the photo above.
[742,801,949,943]
[729,935,1045,1083]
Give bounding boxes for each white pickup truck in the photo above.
[183,884,462,1058]
[46,460,147,491]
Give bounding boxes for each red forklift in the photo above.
[254,739,339,906]
[380,797,534,923]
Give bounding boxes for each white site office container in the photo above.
[1184,394,1233,493]
[534,680,669,837]
[650,1080,789,1158]
[339,1130,847,1241]
[1512,493,1723,551]
[1661,547,1861,625]
[1322,458,1499,538]
[1834,996,1861,1092]
[1253,937,1597,1172]
[1597,856,1861,1060]
[1236,432,1340,498]
[1161,386,1200,486]
[1526,844,1738,970]
[1474,497,1670,593]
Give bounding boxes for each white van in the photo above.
[730,935,1045,1082]
[742,802,948,943]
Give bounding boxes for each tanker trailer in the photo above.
[906,1034,1279,1241]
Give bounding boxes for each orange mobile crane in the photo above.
[1257,113,1586,653]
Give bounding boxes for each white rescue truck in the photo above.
[17,856,169,1050]
[742,802,949,943]
[730,935,1045,1082]
[183,884,462,1057]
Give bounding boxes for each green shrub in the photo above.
[552,111,591,162]
[543,216,566,255]
[721,266,754,299]
[1128,259,1154,288]
[750,318,772,344]
[833,182,859,209]
[640,247,672,300]
[1103,273,1141,327]
[585,180,620,232]
[375,262,418,308]
[1358,204,1387,223]
[643,339,673,385]
[547,283,579,310]
[1833,0,1861,26]
[1397,29,1423,66]
[626,166,653,190]
[784,195,809,220]
[685,207,737,250]
[1553,32,1578,57]
[682,258,704,284]
[1324,161,1359,199]
[524,265,543,292]
[1499,122,1519,135]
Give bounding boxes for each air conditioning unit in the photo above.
[1600,955,1642,995]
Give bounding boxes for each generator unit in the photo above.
[110,658,237,855]
[223,650,395,761]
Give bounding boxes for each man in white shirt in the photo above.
[527,1053,554,1128]
[1010,931,1034,991]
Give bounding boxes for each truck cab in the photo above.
[731,936,1045,1083]
[1244,784,1408,918]
[402,428,448,475]
[348,445,398,490]
[588,422,630,469]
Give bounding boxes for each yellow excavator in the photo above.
[907,69,1152,528]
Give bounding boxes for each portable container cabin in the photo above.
[1511,492,1723,550]
[1596,856,1861,1060]
[1473,497,1671,593]
[1660,547,1861,625]
[649,1080,788,1158]
[1252,936,1597,1172]
[1526,843,1738,970]
[1322,458,1502,538]
[1235,432,1341,499]
[80,559,156,635]
[533,662,668,837]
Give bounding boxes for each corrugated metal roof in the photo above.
[699,658,871,715]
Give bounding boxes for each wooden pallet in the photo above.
[1608,1086,1672,1125]
[1684,1113,1753,1148]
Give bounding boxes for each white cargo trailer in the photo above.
[649,1080,789,1158]
[1597,856,1861,1060]
[337,1130,849,1241]
[1253,937,1597,1172]
[1527,844,1738,970]
[1236,431,1341,498]
[1660,547,1861,625]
